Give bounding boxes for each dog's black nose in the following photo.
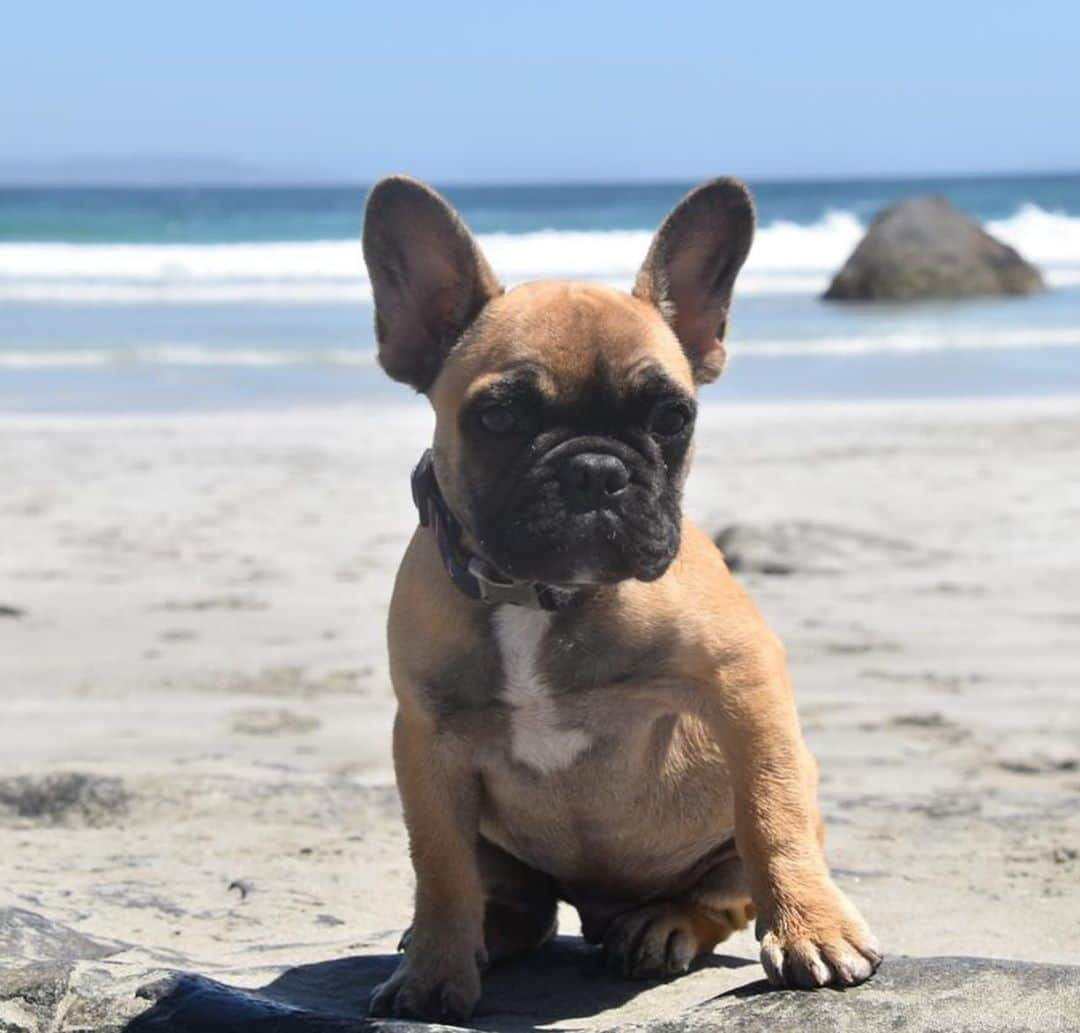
[559,453,630,512]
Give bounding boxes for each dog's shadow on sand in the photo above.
[125,936,756,1032]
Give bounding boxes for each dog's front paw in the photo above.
[369,948,483,1023]
[757,883,882,989]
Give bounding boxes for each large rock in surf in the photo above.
[824,195,1045,301]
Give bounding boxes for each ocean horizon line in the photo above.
[3,167,1080,192]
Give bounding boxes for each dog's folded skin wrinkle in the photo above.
[363,174,882,1022]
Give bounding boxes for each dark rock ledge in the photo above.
[3,908,1078,1033]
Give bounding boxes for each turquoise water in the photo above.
[5,174,1080,241]
[2,174,1079,411]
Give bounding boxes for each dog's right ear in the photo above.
[362,176,502,392]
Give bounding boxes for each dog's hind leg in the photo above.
[602,847,753,979]
[478,837,559,964]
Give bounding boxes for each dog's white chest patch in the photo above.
[493,607,591,774]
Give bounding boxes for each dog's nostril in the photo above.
[560,453,631,511]
[604,465,630,495]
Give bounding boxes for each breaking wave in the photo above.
[3,205,1078,305]
[6,325,1080,370]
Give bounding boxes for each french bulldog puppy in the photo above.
[362,176,881,1022]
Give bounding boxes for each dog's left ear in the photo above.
[634,178,755,384]
[363,175,503,392]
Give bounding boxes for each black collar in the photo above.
[411,450,577,612]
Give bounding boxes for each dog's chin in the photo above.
[481,509,681,588]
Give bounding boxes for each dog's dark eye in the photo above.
[650,401,692,437]
[478,404,517,435]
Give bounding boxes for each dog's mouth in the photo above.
[471,436,682,587]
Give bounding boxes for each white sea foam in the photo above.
[739,326,1080,357]
[6,325,1080,370]
[0,346,379,369]
[987,204,1080,265]
[3,205,1078,305]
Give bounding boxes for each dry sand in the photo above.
[1,395,1078,1028]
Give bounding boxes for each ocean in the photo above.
[2,174,1080,412]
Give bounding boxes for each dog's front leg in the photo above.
[369,708,486,1022]
[716,642,882,989]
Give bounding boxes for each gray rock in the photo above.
[125,951,1080,1033]
[0,907,124,964]
[4,912,1078,1033]
[824,196,1045,301]
[644,956,1080,1033]
[714,521,926,576]
[0,908,140,1033]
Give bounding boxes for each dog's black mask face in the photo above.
[457,364,694,586]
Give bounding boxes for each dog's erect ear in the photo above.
[362,176,502,392]
[634,179,755,384]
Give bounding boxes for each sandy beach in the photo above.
[2,395,1079,1028]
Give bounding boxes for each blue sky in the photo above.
[3,1,1078,183]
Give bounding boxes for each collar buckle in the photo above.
[466,558,550,609]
